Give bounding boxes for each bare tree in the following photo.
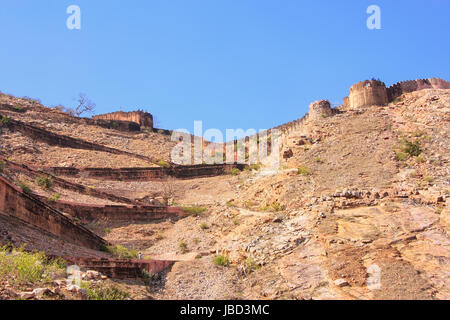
[160,177,176,205]
[66,93,96,117]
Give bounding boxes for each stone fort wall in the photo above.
[386,78,450,101]
[347,79,388,109]
[93,110,154,129]
[344,77,450,109]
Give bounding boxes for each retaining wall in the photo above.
[63,257,175,278]
[44,163,246,181]
[47,200,185,221]
[3,118,153,162]
[0,176,106,250]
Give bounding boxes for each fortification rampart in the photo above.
[307,100,334,121]
[0,176,106,250]
[386,78,450,101]
[345,77,450,108]
[93,110,153,129]
[347,80,388,108]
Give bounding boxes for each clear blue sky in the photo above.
[1,0,449,135]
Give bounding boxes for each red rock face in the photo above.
[93,110,154,129]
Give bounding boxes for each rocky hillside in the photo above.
[0,87,449,300]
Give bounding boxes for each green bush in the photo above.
[200,222,209,230]
[182,206,206,216]
[270,202,283,212]
[244,257,260,273]
[0,246,66,285]
[179,241,187,254]
[105,245,138,259]
[403,140,422,157]
[399,138,422,157]
[247,163,261,171]
[18,181,32,194]
[156,160,170,168]
[225,200,235,207]
[424,176,434,183]
[396,151,408,161]
[81,282,129,300]
[297,166,311,176]
[260,202,283,212]
[231,168,241,175]
[0,116,10,125]
[415,156,425,163]
[49,193,61,202]
[36,175,53,189]
[0,160,6,173]
[213,254,229,267]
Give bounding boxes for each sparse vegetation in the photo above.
[243,257,260,273]
[105,228,111,234]
[314,157,323,163]
[0,160,6,173]
[260,202,284,212]
[400,138,423,157]
[179,241,188,254]
[248,163,261,171]
[18,181,32,194]
[423,176,434,184]
[182,206,206,216]
[412,130,426,138]
[104,244,138,259]
[231,168,241,175]
[225,200,235,207]
[49,193,61,202]
[396,151,408,161]
[1,115,11,125]
[270,202,283,212]
[156,160,170,168]
[297,166,312,176]
[0,246,66,285]
[36,175,53,189]
[200,222,209,230]
[213,254,229,267]
[80,282,129,300]
[415,156,426,163]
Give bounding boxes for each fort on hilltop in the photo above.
[343,77,450,109]
[93,110,154,129]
